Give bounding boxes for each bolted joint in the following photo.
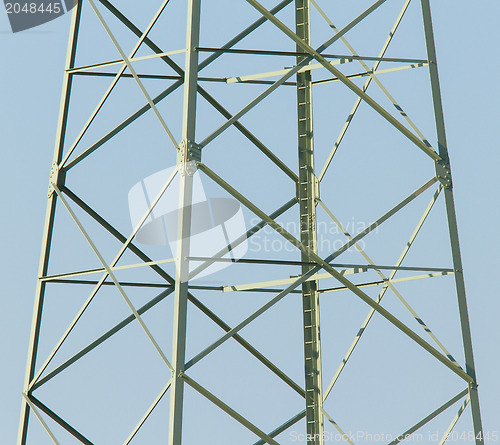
[47,162,66,198]
[295,175,320,201]
[314,175,320,201]
[436,158,452,189]
[177,139,201,176]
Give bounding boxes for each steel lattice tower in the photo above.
[19,1,484,444]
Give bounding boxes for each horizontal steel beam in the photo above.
[318,272,453,293]
[72,71,297,87]
[196,46,427,63]
[224,271,453,294]
[66,48,186,73]
[39,258,176,282]
[312,63,428,85]
[189,256,453,272]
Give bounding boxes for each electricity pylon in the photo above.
[18,0,484,444]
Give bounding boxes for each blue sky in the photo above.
[1,1,499,443]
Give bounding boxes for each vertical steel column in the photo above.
[295,1,323,443]
[168,1,201,444]
[420,1,484,443]
[17,4,82,444]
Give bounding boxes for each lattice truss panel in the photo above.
[19,1,484,444]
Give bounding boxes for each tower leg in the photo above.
[168,1,201,444]
[17,4,82,444]
[295,1,323,443]
[420,1,484,442]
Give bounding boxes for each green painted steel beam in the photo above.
[295,1,324,441]
[17,4,82,443]
[420,0,484,441]
[168,1,201,443]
